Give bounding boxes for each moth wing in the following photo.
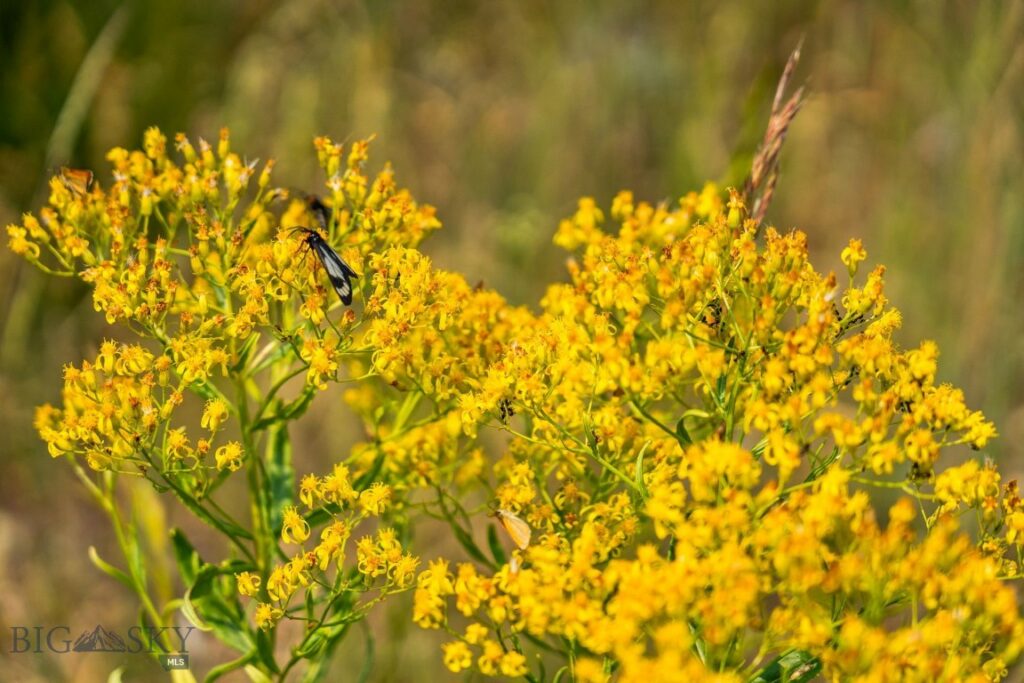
[497,510,531,550]
[313,241,356,305]
[341,260,358,279]
[306,195,332,230]
[60,167,93,195]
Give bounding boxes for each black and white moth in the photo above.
[296,228,359,305]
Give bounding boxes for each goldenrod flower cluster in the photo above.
[409,188,1021,681]
[10,128,438,675]
[9,129,1022,681]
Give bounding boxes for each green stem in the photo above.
[629,398,678,442]
[138,448,256,562]
[253,365,307,424]
[100,474,176,655]
[239,378,275,573]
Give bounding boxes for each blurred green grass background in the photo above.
[1,1,1022,680]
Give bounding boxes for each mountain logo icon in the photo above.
[72,625,127,652]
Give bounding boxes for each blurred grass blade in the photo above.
[356,621,375,683]
[43,4,131,180]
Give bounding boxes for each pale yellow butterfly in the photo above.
[493,509,531,550]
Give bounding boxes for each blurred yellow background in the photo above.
[1,1,1022,680]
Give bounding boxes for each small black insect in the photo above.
[498,397,515,425]
[294,228,359,305]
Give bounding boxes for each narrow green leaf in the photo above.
[689,621,707,664]
[182,565,220,632]
[582,415,596,449]
[181,564,255,653]
[392,390,421,433]
[170,528,201,586]
[451,522,494,568]
[187,564,218,601]
[231,333,259,373]
[107,666,124,683]
[295,630,327,658]
[250,339,293,376]
[243,665,274,683]
[748,649,822,683]
[204,652,254,683]
[170,483,254,540]
[188,380,227,406]
[252,387,316,431]
[265,424,294,534]
[124,520,146,586]
[354,451,386,491]
[299,623,351,683]
[133,607,160,663]
[197,607,252,653]
[180,591,213,632]
[304,505,339,528]
[633,440,651,498]
[88,546,134,591]
[487,523,507,566]
[675,417,693,446]
[255,629,280,673]
[305,586,316,622]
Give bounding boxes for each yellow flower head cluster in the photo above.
[242,460,417,632]
[10,129,1022,680]
[35,341,183,471]
[412,187,1021,681]
[14,128,442,475]
[11,130,437,647]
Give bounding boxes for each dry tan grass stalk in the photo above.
[743,40,806,225]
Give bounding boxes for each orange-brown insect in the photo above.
[59,167,94,196]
